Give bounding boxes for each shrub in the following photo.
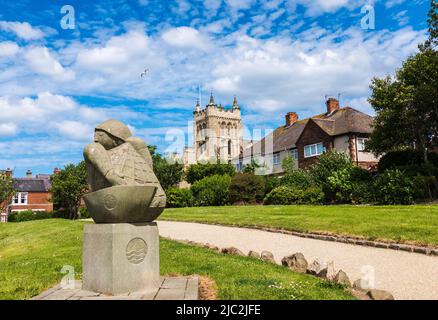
[281,169,314,189]
[229,173,266,204]
[374,169,414,205]
[264,186,303,205]
[378,149,438,175]
[78,207,91,219]
[264,175,281,195]
[166,188,194,208]
[191,174,232,206]
[309,151,354,202]
[301,186,325,204]
[8,210,52,222]
[350,182,376,204]
[186,163,236,184]
[263,185,324,205]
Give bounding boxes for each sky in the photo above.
[0,0,432,176]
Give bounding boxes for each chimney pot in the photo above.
[26,170,32,178]
[326,98,340,114]
[285,112,298,126]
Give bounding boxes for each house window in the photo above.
[273,152,281,165]
[289,149,298,161]
[12,192,28,205]
[357,138,367,151]
[304,143,325,158]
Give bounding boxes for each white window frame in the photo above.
[12,192,28,205]
[304,143,325,158]
[273,152,281,165]
[289,149,298,161]
[357,137,368,152]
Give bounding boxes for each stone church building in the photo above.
[183,94,245,165]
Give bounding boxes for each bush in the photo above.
[309,151,354,202]
[264,175,281,195]
[78,207,91,219]
[264,186,303,205]
[374,169,415,205]
[301,186,325,204]
[166,188,194,208]
[229,173,266,204]
[186,163,235,184]
[263,185,324,205]
[350,182,376,204]
[281,169,314,189]
[191,174,232,206]
[8,210,52,222]
[378,149,438,175]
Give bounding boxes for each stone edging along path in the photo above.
[161,220,438,256]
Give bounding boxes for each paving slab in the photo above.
[31,276,198,300]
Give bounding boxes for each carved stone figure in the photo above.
[83,119,166,223]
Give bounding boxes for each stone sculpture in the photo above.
[82,119,165,295]
[83,119,166,223]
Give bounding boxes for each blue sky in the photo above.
[0,0,431,176]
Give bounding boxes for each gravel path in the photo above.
[157,221,438,300]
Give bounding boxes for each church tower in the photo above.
[187,93,243,164]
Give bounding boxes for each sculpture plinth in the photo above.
[82,119,166,296]
[82,223,159,295]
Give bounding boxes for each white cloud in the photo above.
[0,41,19,57]
[162,27,211,50]
[55,121,93,141]
[24,46,75,81]
[0,21,45,40]
[0,122,18,136]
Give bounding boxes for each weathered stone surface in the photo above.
[306,259,326,276]
[82,223,160,296]
[261,251,275,263]
[353,279,369,292]
[316,268,328,279]
[326,261,337,280]
[221,247,244,256]
[281,253,308,273]
[334,270,351,287]
[248,250,261,259]
[366,289,395,300]
[83,119,166,223]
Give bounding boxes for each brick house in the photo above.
[234,98,379,175]
[3,170,54,220]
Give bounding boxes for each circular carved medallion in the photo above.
[103,194,117,210]
[126,238,147,264]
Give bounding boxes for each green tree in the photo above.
[185,163,235,184]
[147,145,184,191]
[367,0,438,168]
[51,161,88,220]
[0,173,15,214]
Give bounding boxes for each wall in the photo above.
[296,120,333,169]
[9,192,53,212]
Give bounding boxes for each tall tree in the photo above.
[0,173,15,214]
[367,0,438,165]
[51,161,88,219]
[147,145,184,191]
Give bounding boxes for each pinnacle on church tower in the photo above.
[232,96,240,110]
[208,92,216,107]
[194,99,201,112]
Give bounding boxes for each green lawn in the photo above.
[0,219,353,300]
[161,205,438,246]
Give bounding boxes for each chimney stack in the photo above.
[5,168,13,177]
[26,169,32,178]
[326,98,340,114]
[285,112,298,127]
